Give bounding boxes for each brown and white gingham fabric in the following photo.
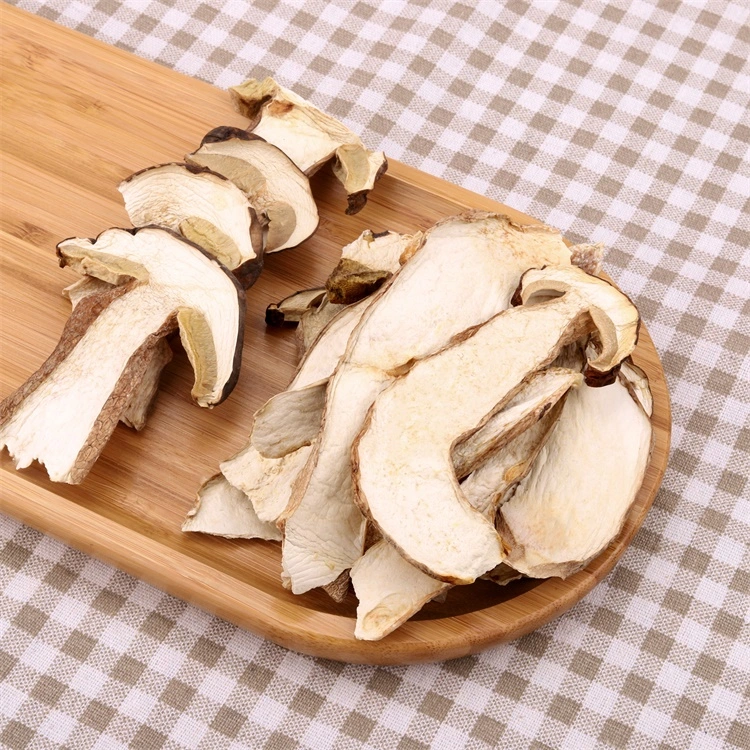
[2,1,749,748]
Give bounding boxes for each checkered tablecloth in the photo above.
[2,1,748,748]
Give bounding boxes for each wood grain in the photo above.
[0,5,671,664]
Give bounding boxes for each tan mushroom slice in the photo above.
[63,275,173,431]
[221,445,312,524]
[0,227,244,484]
[119,163,262,278]
[280,212,574,595]
[186,128,319,252]
[353,265,639,584]
[266,287,326,327]
[453,367,583,479]
[351,375,576,640]
[230,77,387,214]
[326,229,422,304]
[183,474,281,540]
[499,373,652,579]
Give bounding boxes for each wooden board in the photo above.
[0,5,670,665]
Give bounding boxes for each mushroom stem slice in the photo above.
[1,227,244,484]
[186,131,319,252]
[183,474,281,540]
[353,266,638,584]
[229,77,387,214]
[119,163,262,276]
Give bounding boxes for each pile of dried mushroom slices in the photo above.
[0,77,386,484]
[185,211,654,641]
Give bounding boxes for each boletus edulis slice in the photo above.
[119,163,263,283]
[229,77,387,214]
[186,128,319,253]
[0,227,245,483]
[352,265,639,585]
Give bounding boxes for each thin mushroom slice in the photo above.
[453,367,583,479]
[266,287,326,327]
[119,163,262,277]
[183,474,281,540]
[326,229,422,304]
[353,265,639,584]
[230,77,387,214]
[351,374,576,640]
[296,296,349,355]
[186,129,319,252]
[64,274,173,431]
[0,227,244,484]
[280,212,574,595]
[498,373,653,579]
[569,242,604,275]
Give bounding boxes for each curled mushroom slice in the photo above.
[119,163,263,279]
[265,287,326,327]
[353,265,639,584]
[186,128,319,252]
[280,212,574,595]
[326,229,421,304]
[1,227,245,483]
[230,77,387,214]
[183,474,281,540]
[498,373,653,578]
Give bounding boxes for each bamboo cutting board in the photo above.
[0,5,670,664]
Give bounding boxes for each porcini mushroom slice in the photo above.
[353,266,639,583]
[0,227,244,483]
[266,287,326,327]
[280,212,575,594]
[453,367,583,479]
[63,275,173,431]
[326,229,422,304]
[186,131,319,252]
[498,375,652,579]
[296,296,349,355]
[351,378,576,640]
[569,242,604,276]
[230,77,387,214]
[119,163,262,274]
[183,474,281,540]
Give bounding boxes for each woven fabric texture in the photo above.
[2,1,749,749]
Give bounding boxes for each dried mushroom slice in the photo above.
[326,229,422,304]
[266,287,325,327]
[452,367,583,479]
[1,227,244,483]
[186,129,319,252]
[63,275,173,430]
[280,212,575,595]
[569,242,604,276]
[353,265,639,584]
[183,474,281,540]
[498,373,652,579]
[119,163,262,277]
[296,296,349,355]
[230,77,387,214]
